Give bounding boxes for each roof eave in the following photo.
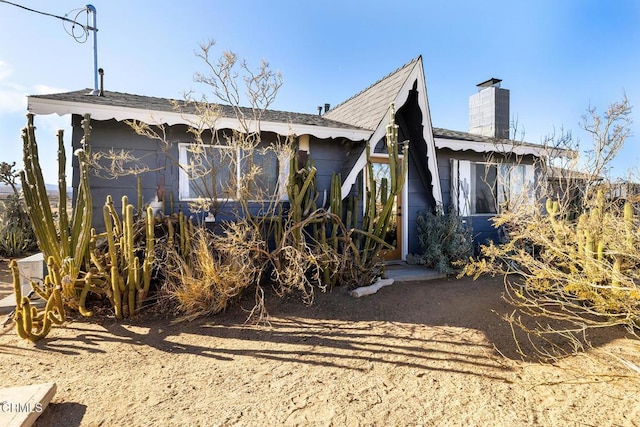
[434,137,575,158]
[27,96,372,141]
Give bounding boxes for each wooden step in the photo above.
[0,382,56,427]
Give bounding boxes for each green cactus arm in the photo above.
[78,274,94,317]
[69,142,93,274]
[128,256,138,316]
[111,265,123,320]
[140,206,155,296]
[105,195,123,237]
[21,137,61,263]
[124,203,136,288]
[14,309,29,340]
[46,288,66,325]
[24,115,60,251]
[57,129,70,256]
[21,291,62,342]
[89,229,106,273]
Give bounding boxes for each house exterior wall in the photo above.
[70,113,441,263]
[308,138,352,208]
[406,148,434,255]
[71,116,361,230]
[436,147,538,246]
[71,115,180,230]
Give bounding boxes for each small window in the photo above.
[456,161,532,215]
[179,143,286,202]
[472,163,498,214]
[179,144,236,201]
[241,148,279,200]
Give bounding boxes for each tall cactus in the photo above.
[357,104,408,270]
[21,113,93,286]
[102,196,159,318]
[17,113,93,331]
[10,259,65,342]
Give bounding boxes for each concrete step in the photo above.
[0,293,45,316]
[0,382,56,427]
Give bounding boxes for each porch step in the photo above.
[383,263,446,282]
[0,382,56,427]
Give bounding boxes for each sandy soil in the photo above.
[0,268,639,426]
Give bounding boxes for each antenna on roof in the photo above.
[62,4,100,95]
[85,5,99,95]
[0,2,101,94]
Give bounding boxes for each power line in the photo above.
[0,0,91,31]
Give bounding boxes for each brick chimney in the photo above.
[469,78,510,139]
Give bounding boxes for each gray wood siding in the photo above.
[308,138,351,209]
[406,146,435,255]
[71,117,358,230]
[72,116,179,230]
[436,147,538,246]
[437,155,452,208]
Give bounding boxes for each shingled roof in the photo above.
[433,127,517,143]
[29,89,365,131]
[323,56,422,131]
[433,127,576,158]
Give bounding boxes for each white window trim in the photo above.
[452,159,534,216]
[178,142,289,202]
[178,142,238,202]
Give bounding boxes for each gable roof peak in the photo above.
[323,55,423,130]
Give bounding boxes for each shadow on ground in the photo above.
[34,402,86,427]
[15,275,630,372]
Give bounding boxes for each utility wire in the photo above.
[0,0,91,30]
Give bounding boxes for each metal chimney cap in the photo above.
[476,78,502,88]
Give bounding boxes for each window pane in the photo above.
[185,145,235,200]
[474,164,497,214]
[498,164,526,210]
[241,148,279,200]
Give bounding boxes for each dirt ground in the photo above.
[0,260,639,426]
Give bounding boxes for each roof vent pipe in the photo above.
[98,68,104,96]
[324,103,330,113]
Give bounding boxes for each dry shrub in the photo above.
[163,220,267,320]
[270,218,332,303]
[463,187,640,359]
[462,97,640,361]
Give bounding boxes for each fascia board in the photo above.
[27,97,372,141]
[434,137,574,158]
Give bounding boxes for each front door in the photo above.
[371,158,402,260]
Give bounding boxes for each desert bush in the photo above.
[0,196,38,257]
[0,161,37,257]
[0,225,35,258]
[163,220,268,320]
[413,206,473,274]
[461,97,640,359]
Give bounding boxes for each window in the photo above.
[178,143,286,202]
[472,163,498,214]
[453,160,533,216]
[241,148,279,200]
[179,144,236,201]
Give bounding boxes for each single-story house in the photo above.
[27,56,566,260]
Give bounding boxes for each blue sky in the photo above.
[1,0,638,184]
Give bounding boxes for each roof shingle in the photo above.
[323,57,421,130]
[30,89,367,131]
